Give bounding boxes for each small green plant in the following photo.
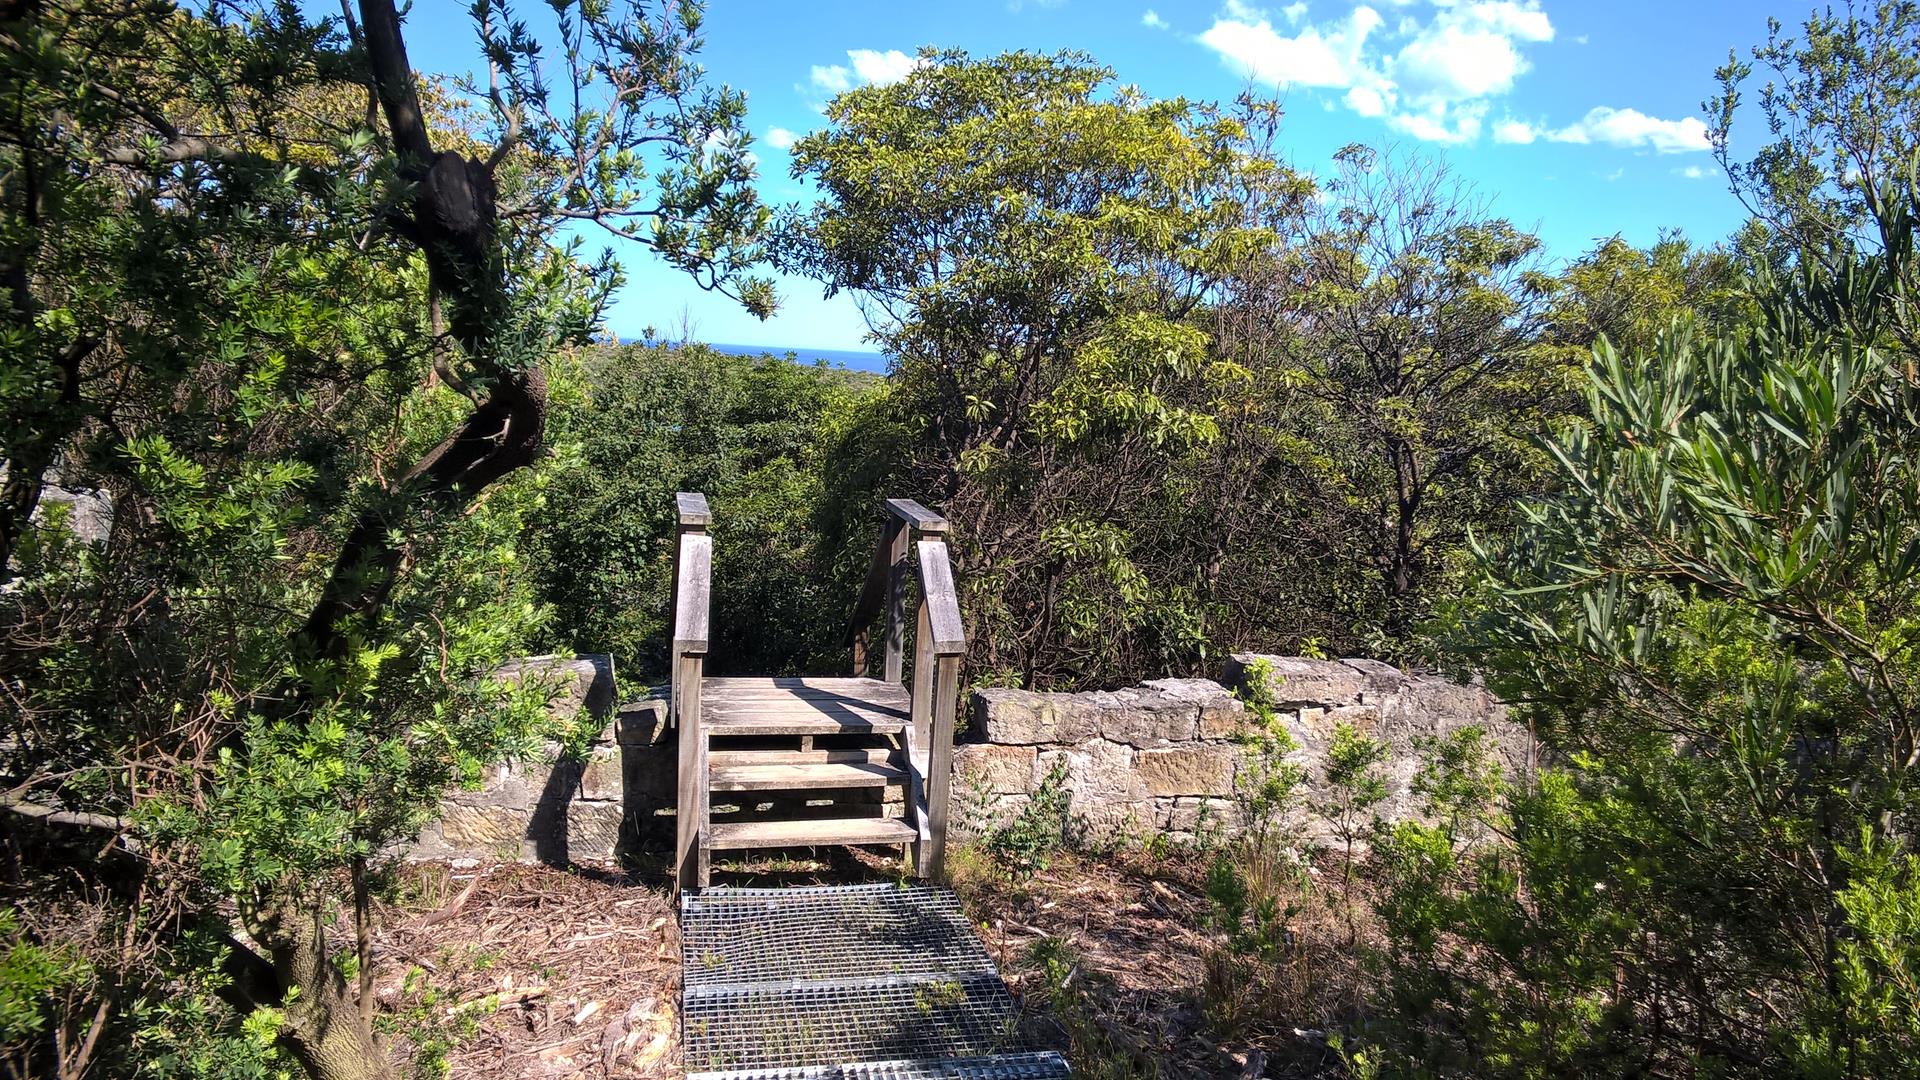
[1318,720,1389,944]
[983,761,1073,878]
[1022,937,1152,1079]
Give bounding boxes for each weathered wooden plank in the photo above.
[883,519,910,684]
[902,724,934,876]
[704,675,912,695]
[703,714,907,737]
[674,652,706,893]
[707,817,916,850]
[671,531,711,655]
[884,498,949,534]
[675,491,712,529]
[915,539,966,655]
[910,601,934,753]
[706,703,908,726]
[709,761,906,791]
[709,748,900,768]
[846,516,900,663]
[704,676,909,691]
[924,653,961,879]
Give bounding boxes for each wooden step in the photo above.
[710,760,908,792]
[709,747,899,768]
[706,817,917,851]
[702,675,912,736]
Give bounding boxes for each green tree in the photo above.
[1710,1,1920,263]
[1210,147,1574,655]
[532,342,877,677]
[0,2,768,1077]
[1368,181,1920,1076]
[785,52,1307,686]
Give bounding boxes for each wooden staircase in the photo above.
[670,494,964,893]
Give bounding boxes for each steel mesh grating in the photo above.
[681,884,1062,1076]
[683,972,1023,1071]
[687,1051,1071,1080]
[682,884,995,990]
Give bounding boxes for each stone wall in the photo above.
[956,655,1529,845]
[412,652,1530,865]
[405,654,668,865]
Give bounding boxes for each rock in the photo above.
[1325,703,1381,737]
[34,483,115,544]
[578,750,623,801]
[1088,687,1200,745]
[954,743,1039,794]
[1221,654,1365,707]
[973,689,1100,745]
[1339,657,1408,695]
[617,696,668,745]
[437,804,531,855]
[1135,745,1238,797]
[493,654,615,723]
[1065,738,1144,801]
[566,801,623,862]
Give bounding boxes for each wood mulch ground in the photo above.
[371,862,682,1078]
[373,849,1347,1079]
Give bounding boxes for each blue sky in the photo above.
[392,0,1797,351]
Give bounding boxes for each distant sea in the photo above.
[620,339,889,374]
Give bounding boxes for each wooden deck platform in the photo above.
[669,494,965,893]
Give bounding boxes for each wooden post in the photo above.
[670,495,712,896]
[883,520,910,684]
[910,603,934,767]
[674,651,708,890]
[925,653,961,879]
[912,538,966,880]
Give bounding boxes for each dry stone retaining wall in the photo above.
[956,655,1529,846]
[413,653,1530,865]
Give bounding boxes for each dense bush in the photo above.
[531,342,880,677]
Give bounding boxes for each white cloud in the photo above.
[1549,106,1711,153]
[766,127,798,150]
[1142,8,1169,29]
[809,49,926,97]
[1189,2,1714,159]
[1492,118,1537,143]
[1195,0,1552,146]
[1674,164,1712,180]
[1197,5,1384,90]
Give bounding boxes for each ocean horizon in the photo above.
[617,337,890,374]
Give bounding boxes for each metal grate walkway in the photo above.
[681,884,1069,1079]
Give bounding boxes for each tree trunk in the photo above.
[291,0,545,667]
[246,894,394,1080]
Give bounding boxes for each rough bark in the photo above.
[246,894,393,1080]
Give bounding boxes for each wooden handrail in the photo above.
[847,498,949,679]
[908,536,965,878]
[842,499,967,878]
[671,492,712,892]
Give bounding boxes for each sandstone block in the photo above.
[1325,703,1381,737]
[1159,796,1238,833]
[1136,745,1238,797]
[973,689,1100,744]
[617,696,669,745]
[1087,688,1200,745]
[1339,657,1408,696]
[437,804,530,854]
[1043,738,1144,802]
[566,801,623,862]
[493,654,615,723]
[578,750,623,801]
[954,743,1039,794]
[1221,654,1365,707]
